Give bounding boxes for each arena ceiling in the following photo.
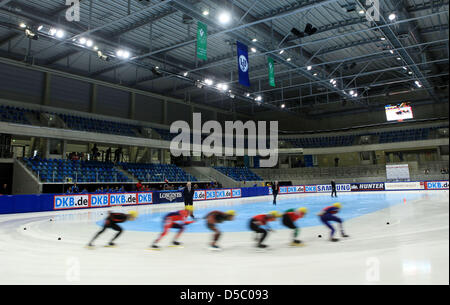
[0,0,448,117]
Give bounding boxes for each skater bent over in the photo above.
[88,210,138,247]
[318,203,349,242]
[249,211,282,248]
[151,206,195,249]
[205,210,236,250]
[282,207,307,246]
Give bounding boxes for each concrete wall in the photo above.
[12,159,42,195]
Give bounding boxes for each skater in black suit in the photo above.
[183,182,195,218]
[331,180,337,198]
[272,181,280,205]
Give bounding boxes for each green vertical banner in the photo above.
[268,57,275,87]
[197,21,208,60]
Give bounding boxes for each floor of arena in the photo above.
[0,191,448,285]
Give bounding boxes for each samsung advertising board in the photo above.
[317,184,351,193]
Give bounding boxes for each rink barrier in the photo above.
[0,181,447,215]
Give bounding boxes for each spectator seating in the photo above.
[0,105,34,125]
[377,128,430,143]
[284,135,355,148]
[119,163,197,182]
[23,158,132,183]
[214,166,263,181]
[58,114,138,137]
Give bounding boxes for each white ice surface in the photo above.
[0,191,448,285]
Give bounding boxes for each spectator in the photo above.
[81,188,88,194]
[136,180,144,192]
[66,186,73,194]
[92,144,99,161]
[72,184,79,193]
[120,185,125,192]
[114,147,123,163]
[0,184,9,195]
[424,169,430,175]
[105,147,112,163]
[334,157,339,167]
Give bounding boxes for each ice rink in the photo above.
[0,191,448,285]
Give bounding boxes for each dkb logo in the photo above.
[66,0,80,22]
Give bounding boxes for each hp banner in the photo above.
[237,41,250,87]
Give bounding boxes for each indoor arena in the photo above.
[0,0,448,287]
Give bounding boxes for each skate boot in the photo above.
[209,245,222,251]
[257,244,268,249]
[290,240,303,247]
[330,237,339,242]
[172,241,182,246]
[341,232,349,238]
[149,243,160,250]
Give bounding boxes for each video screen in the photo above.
[385,103,413,121]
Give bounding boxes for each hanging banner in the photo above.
[268,57,275,87]
[237,41,250,87]
[197,21,208,60]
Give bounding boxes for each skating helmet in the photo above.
[269,211,282,218]
[225,210,236,216]
[298,207,308,214]
[128,211,138,219]
[333,202,342,209]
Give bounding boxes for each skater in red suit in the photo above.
[249,211,282,248]
[87,210,138,247]
[151,206,195,249]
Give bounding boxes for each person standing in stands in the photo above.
[183,182,195,218]
[114,147,123,163]
[136,180,144,192]
[105,147,112,163]
[272,181,280,205]
[331,180,337,198]
[92,144,99,161]
[0,184,9,195]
